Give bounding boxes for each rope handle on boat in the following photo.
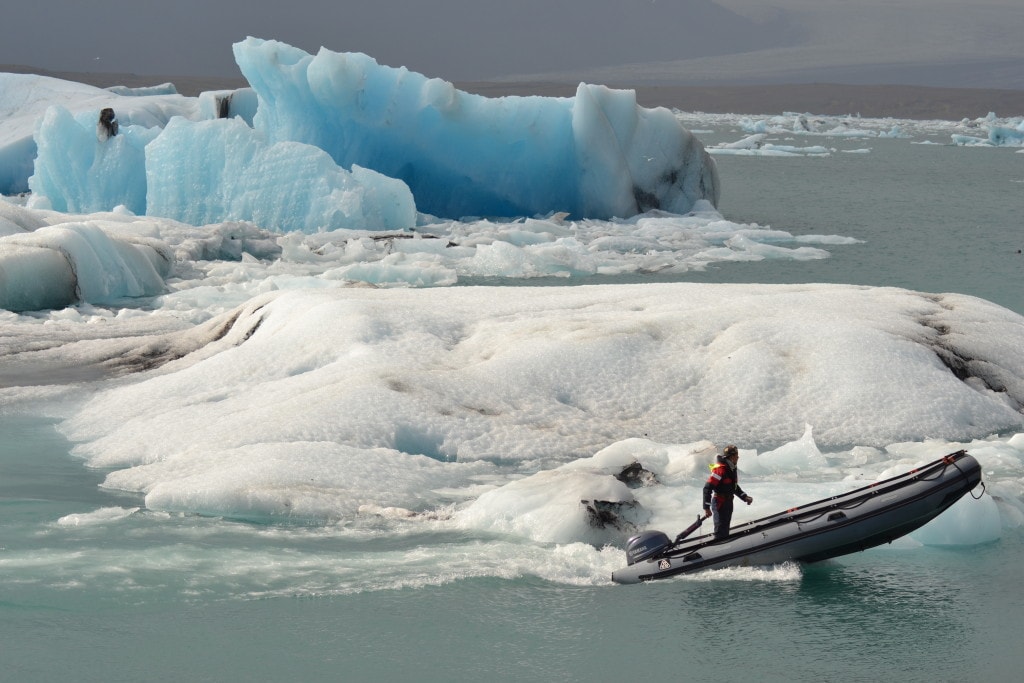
[765,451,971,527]
[945,451,987,498]
[894,453,963,484]
[787,496,872,523]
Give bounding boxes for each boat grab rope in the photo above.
[947,452,986,499]
[804,452,954,506]
[789,495,873,523]
[734,451,969,531]
[789,457,967,524]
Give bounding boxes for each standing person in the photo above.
[702,445,753,540]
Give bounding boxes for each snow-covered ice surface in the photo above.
[2,281,1016,555]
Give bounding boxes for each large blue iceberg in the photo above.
[235,37,719,221]
[23,38,718,230]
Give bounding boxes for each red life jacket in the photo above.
[702,457,746,509]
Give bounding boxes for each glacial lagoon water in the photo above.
[708,135,1024,316]
[2,120,1023,682]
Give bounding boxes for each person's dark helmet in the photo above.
[723,445,739,458]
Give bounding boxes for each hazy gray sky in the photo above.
[2,1,1022,87]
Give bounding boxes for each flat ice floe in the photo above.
[0,199,855,312]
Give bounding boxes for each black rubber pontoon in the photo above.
[611,450,983,584]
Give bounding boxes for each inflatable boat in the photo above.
[611,450,982,584]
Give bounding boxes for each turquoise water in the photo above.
[695,137,1024,315]
[6,548,1022,682]
[3,134,1023,682]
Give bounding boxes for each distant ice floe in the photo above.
[951,112,1024,146]
[674,110,1024,150]
[707,133,832,157]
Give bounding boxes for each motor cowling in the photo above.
[624,530,673,565]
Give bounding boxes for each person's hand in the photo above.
[744,495,753,505]
[703,508,712,518]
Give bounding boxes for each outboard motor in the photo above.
[624,530,673,566]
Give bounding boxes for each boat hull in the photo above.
[611,451,982,584]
